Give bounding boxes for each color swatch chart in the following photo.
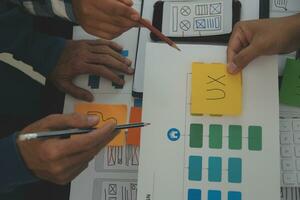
[137,44,280,200]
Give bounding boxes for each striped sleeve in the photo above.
[8,0,76,22]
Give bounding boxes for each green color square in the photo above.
[190,124,203,148]
[248,126,262,151]
[280,58,300,107]
[229,125,242,150]
[209,124,222,149]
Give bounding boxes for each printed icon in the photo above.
[180,6,191,16]
[108,184,117,195]
[180,20,191,31]
[195,4,209,16]
[274,0,288,11]
[210,3,222,14]
[194,16,221,31]
[167,128,181,141]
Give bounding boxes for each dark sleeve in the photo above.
[0,4,66,77]
[0,133,38,193]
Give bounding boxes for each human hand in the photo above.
[17,113,118,185]
[50,39,134,102]
[72,0,140,39]
[227,14,300,74]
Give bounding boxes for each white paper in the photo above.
[137,43,280,200]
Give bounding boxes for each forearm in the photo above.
[0,133,38,193]
[7,0,76,22]
[0,5,66,77]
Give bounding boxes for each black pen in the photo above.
[18,122,150,141]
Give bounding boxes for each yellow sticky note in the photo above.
[75,103,127,146]
[191,63,242,115]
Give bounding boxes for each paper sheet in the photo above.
[162,0,232,37]
[127,107,142,145]
[191,63,242,115]
[137,43,280,200]
[280,58,300,107]
[270,0,300,17]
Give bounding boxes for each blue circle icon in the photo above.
[167,128,181,141]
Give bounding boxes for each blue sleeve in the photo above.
[0,133,38,193]
[0,4,66,77]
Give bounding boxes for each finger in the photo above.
[99,0,140,21]
[118,0,134,6]
[87,54,134,74]
[89,45,130,64]
[47,113,100,130]
[87,40,123,52]
[22,113,99,133]
[54,121,117,157]
[59,80,94,102]
[84,63,125,85]
[228,44,259,74]
[227,27,248,65]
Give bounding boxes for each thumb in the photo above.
[227,45,259,74]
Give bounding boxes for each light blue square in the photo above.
[228,191,241,200]
[208,190,221,200]
[188,189,201,200]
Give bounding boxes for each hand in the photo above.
[227,14,300,74]
[17,113,118,185]
[50,39,134,102]
[72,0,140,39]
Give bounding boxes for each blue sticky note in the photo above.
[228,158,242,183]
[121,50,129,57]
[208,157,222,182]
[188,189,201,200]
[208,190,221,200]
[189,156,202,181]
[228,191,242,200]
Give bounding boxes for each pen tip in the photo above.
[144,123,151,126]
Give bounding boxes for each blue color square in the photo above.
[228,191,241,200]
[208,157,222,182]
[189,156,202,181]
[188,189,201,200]
[208,190,221,200]
[134,98,143,107]
[228,158,242,183]
[121,50,129,57]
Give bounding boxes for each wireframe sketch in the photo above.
[274,0,288,11]
[93,179,137,200]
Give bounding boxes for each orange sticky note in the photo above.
[127,107,142,145]
[75,103,127,146]
[191,63,242,115]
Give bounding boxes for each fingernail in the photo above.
[87,115,99,125]
[228,62,238,74]
[131,14,140,21]
[128,67,134,74]
[125,59,132,66]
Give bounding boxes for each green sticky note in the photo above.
[280,58,300,107]
[229,125,242,150]
[209,124,222,149]
[248,126,262,151]
[190,124,203,148]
